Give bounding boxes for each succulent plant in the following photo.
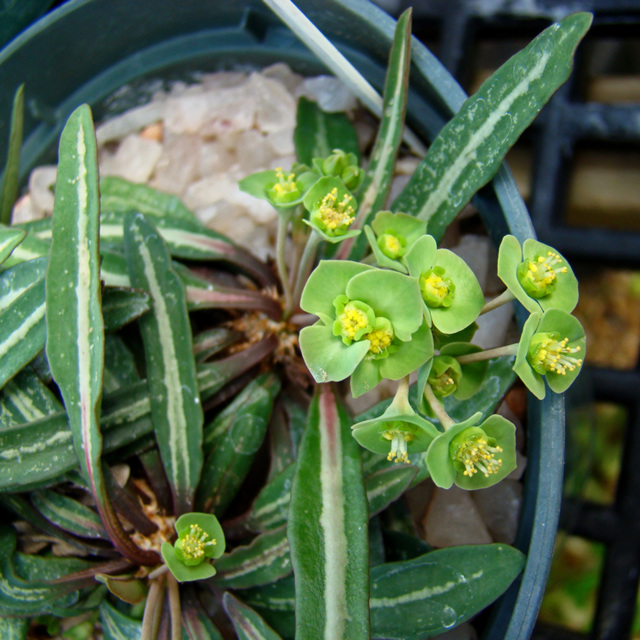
[0,4,591,639]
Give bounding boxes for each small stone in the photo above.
[28,165,57,215]
[164,89,210,135]
[11,193,39,225]
[140,122,163,142]
[96,100,165,145]
[473,301,514,350]
[199,83,256,137]
[99,134,162,183]
[265,129,295,157]
[236,129,276,173]
[262,62,303,94]
[296,75,358,112]
[150,133,201,195]
[199,141,237,176]
[472,479,523,544]
[250,72,297,133]
[422,486,493,547]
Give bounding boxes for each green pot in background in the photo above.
[0,1,564,638]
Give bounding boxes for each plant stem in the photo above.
[390,376,411,413]
[480,289,515,315]
[141,575,165,640]
[276,209,294,312]
[167,572,182,640]
[288,231,321,317]
[455,343,519,364]
[423,384,455,430]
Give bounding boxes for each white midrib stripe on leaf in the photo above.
[5,384,47,421]
[0,302,45,357]
[318,399,347,639]
[0,430,71,460]
[369,569,484,608]
[135,232,189,491]
[418,50,550,221]
[220,536,289,580]
[74,123,98,479]
[252,493,290,520]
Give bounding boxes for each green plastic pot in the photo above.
[0,1,563,638]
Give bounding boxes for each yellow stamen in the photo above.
[339,307,370,340]
[532,336,582,375]
[178,524,216,563]
[454,437,503,478]
[366,328,393,354]
[318,187,355,231]
[383,429,413,464]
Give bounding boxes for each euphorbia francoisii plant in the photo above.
[0,2,590,639]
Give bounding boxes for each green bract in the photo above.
[351,396,439,464]
[513,308,586,400]
[364,210,427,272]
[303,176,360,242]
[312,148,363,191]
[427,355,462,398]
[426,414,517,490]
[161,513,226,582]
[238,164,317,208]
[405,235,485,334]
[497,235,579,313]
[439,342,489,400]
[299,260,434,396]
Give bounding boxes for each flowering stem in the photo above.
[455,343,519,364]
[141,574,165,640]
[167,572,182,640]
[423,383,455,430]
[276,209,294,313]
[480,289,515,315]
[288,231,322,317]
[390,376,411,413]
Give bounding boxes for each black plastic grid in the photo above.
[383,1,640,639]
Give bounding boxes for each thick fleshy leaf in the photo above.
[103,336,140,393]
[0,256,47,311]
[99,599,143,640]
[365,465,417,516]
[182,590,224,640]
[213,525,291,589]
[240,575,296,639]
[0,616,28,640]
[124,211,203,514]
[346,10,413,262]
[0,276,45,390]
[391,13,592,241]
[0,227,50,267]
[102,288,150,331]
[247,463,296,532]
[0,366,62,428]
[370,544,525,639]
[30,489,109,540]
[288,384,369,640]
[294,97,360,165]
[223,592,284,640]
[0,228,26,265]
[0,85,24,226]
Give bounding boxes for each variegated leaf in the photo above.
[223,592,284,640]
[123,211,203,514]
[288,384,369,640]
[0,85,24,225]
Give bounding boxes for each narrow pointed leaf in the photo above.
[288,384,369,640]
[124,211,203,514]
[99,599,143,640]
[103,335,140,393]
[0,275,46,390]
[247,463,296,532]
[0,227,50,267]
[45,105,156,565]
[347,9,412,260]
[0,228,26,265]
[0,256,47,311]
[369,544,525,639]
[223,592,284,640]
[182,590,224,640]
[102,288,151,331]
[365,464,417,517]
[213,526,291,589]
[31,489,109,540]
[240,576,295,639]
[294,97,360,164]
[0,366,62,428]
[391,12,593,241]
[0,616,28,640]
[0,85,24,225]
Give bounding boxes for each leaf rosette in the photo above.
[497,235,579,313]
[299,260,434,396]
[425,413,517,490]
[405,235,485,334]
[513,308,586,400]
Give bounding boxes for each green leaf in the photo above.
[0,228,26,266]
[347,9,413,260]
[247,463,296,532]
[0,366,62,428]
[124,211,203,514]
[213,526,290,589]
[0,227,50,268]
[30,489,109,540]
[99,599,142,640]
[102,335,140,393]
[365,465,417,516]
[288,384,369,640]
[182,590,224,639]
[0,265,46,390]
[0,85,24,225]
[294,97,360,165]
[223,592,284,640]
[391,12,593,241]
[102,288,151,331]
[0,616,29,640]
[369,544,525,639]
[0,256,47,311]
